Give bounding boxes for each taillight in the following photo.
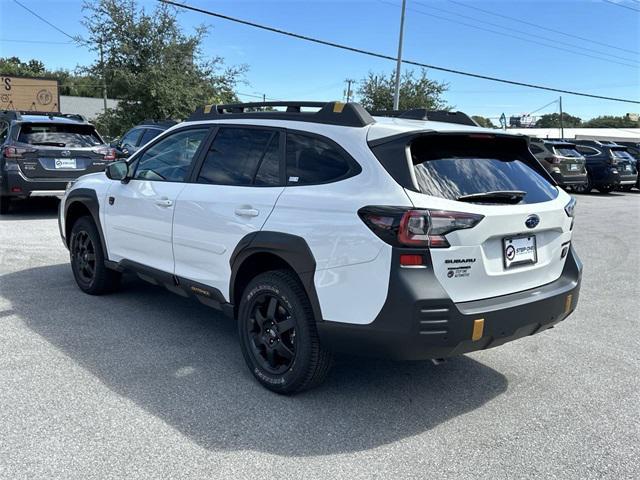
[545,156,561,164]
[565,197,576,230]
[358,207,484,248]
[3,146,36,158]
[93,147,117,161]
[608,152,618,165]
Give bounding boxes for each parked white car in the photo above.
[59,101,582,394]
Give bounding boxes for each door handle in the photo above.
[155,198,173,207]
[234,207,259,217]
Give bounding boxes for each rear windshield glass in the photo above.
[18,123,103,148]
[611,149,634,161]
[552,146,582,158]
[410,136,558,204]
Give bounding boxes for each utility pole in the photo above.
[559,96,564,139]
[344,79,354,103]
[99,37,108,114]
[392,0,407,110]
[262,93,266,103]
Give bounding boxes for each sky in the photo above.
[0,0,638,122]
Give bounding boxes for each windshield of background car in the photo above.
[18,123,103,148]
[410,135,558,204]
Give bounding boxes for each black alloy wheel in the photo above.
[248,294,297,374]
[72,230,97,284]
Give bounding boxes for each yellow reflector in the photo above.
[564,294,573,314]
[333,102,345,113]
[472,318,484,341]
[203,104,213,114]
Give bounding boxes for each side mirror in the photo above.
[106,161,129,182]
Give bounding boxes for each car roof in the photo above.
[366,115,511,142]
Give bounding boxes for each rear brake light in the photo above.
[93,147,117,161]
[359,207,484,248]
[545,156,561,164]
[608,152,618,165]
[3,146,37,158]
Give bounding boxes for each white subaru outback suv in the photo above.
[59,101,582,394]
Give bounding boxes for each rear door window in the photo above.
[576,145,600,157]
[197,127,281,186]
[285,132,356,185]
[18,123,103,147]
[410,135,558,204]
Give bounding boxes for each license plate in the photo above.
[625,164,631,171]
[54,158,77,169]
[569,164,580,171]
[503,235,537,269]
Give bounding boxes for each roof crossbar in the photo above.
[188,101,375,127]
[370,108,479,127]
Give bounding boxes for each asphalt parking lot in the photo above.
[0,192,638,480]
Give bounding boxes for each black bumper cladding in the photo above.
[317,247,582,361]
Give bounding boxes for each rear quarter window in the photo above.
[410,135,558,204]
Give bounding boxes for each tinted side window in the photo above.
[134,128,208,182]
[139,128,162,146]
[575,145,600,156]
[197,127,278,186]
[121,128,142,147]
[286,133,353,185]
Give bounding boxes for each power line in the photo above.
[406,0,638,66]
[447,0,638,56]
[602,0,640,13]
[12,0,81,42]
[0,38,72,45]
[158,0,640,104]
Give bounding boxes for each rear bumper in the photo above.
[317,247,582,361]
[550,171,587,186]
[1,170,69,198]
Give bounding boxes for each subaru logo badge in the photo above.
[61,150,71,157]
[525,215,540,229]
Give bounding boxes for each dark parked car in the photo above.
[529,139,587,190]
[0,110,115,214]
[616,141,640,190]
[112,120,176,158]
[573,140,637,193]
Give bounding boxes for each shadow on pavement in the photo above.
[1,263,508,456]
[1,198,60,220]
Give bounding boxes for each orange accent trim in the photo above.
[472,318,484,341]
[333,102,345,113]
[565,294,573,314]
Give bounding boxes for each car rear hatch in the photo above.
[550,144,586,177]
[12,122,113,179]
[610,147,637,178]
[369,131,574,303]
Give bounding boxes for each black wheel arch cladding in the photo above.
[64,188,108,259]
[229,231,323,322]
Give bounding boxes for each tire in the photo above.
[597,185,614,194]
[0,196,11,214]
[572,174,592,194]
[238,270,333,394]
[70,216,121,295]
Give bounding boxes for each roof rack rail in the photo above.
[0,110,88,123]
[188,101,375,127]
[370,108,479,127]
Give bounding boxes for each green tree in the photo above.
[356,69,449,111]
[80,0,246,137]
[535,112,582,128]
[472,115,495,128]
[582,115,640,128]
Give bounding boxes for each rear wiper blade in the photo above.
[30,142,66,147]
[457,190,526,204]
